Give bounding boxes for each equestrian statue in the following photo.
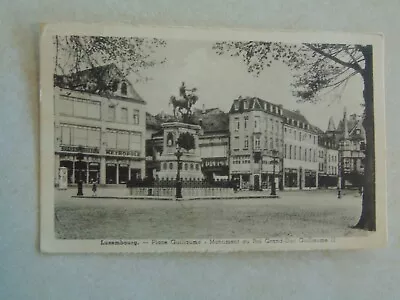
[169,82,199,123]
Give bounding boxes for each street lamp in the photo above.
[337,140,344,199]
[76,146,84,196]
[175,145,183,199]
[270,149,279,196]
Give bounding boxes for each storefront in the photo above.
[284,168,298,188]
[304,170,317,188]
[201,157,229,182]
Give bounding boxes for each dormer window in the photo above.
[264,102,267,110]
[234,100,239,110]
[244,101,248,110]
[121,82,128,95]
[112,80,119,92]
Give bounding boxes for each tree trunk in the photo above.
[354,45,376,231]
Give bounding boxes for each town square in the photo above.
[49,31,377,244]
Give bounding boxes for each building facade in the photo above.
[54,64,146,185]
[228,97,284,190]
[282,109,319,189]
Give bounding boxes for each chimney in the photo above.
[343,107,349,139]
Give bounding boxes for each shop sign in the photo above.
[202,158,228,169]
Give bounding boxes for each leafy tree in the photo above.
[53,35,167,91]
[177,132,196,152]
[213,41,375,231]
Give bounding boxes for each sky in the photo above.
[128,39,365,131]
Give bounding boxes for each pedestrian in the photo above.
[92,179,97,197]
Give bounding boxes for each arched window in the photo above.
[163,162,167,170]
[169,162,173,170]
[121,82,128,95]
[190,163,194,170]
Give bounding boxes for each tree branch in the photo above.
[305,44,364,74]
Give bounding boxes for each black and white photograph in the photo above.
[40,24,386,252]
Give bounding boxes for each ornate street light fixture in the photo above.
[76,145,84,196]
[175,144,183,199]
[270,149,279,196]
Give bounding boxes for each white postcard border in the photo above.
[40,23,387,253]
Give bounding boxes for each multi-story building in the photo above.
[54,64,146,185]
[317,117,339,187]
[282,109,319,189]
[336,109,366,187]
[228,96,284,190]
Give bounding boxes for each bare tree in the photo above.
[213,41,375,231]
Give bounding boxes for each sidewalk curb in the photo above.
[71,195,281,201]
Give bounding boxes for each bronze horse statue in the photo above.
[169,91,198,119]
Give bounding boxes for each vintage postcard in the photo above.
[40,24,387,253]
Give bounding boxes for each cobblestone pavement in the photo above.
[54,187,367,239]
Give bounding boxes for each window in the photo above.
[169,162,173,170]
[129,133,141,151]
[244,101,248,109]
[61,126,71,145]
[107,131,117,149]
[284,144,287,158]
[309,149,312,162]
[294,130,297,140]
[254,137,261,150]
[133,109,140,125]
[294,145,297,160]
[276,120,279,133]
[270,137,273,149]
[87,129,100,147]
[289,145,292,159]
[234,117,240,131]
[234,101,239,110]
[59,98,73,115]
[244,116,248,129]
[299,146,302,160]
[244,136,249,149]
[304,149,307,162]
[117,132,129,149]
[254,116,260,131]
[276,138,279,151]
[313,150,316,162]
[313,136,316,144]
[299,132,301,141]
[74,100,87,118]
[233,136,239,150]
[121,82,128,95]
[73,127,88,146]
[108,105,116,121]
[87,102,100,119]
[112,80,119,92]
[190,164,194,170]
[121,107,128,123]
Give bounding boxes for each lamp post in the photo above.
[337,140,343,199]
[270,149,279,196]
[76,146,84,196]
[175,145,183,199]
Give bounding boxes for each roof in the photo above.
[327,116,336,131]
[229,96,283,118]
[336,114,366,141]
[54,63,146,104]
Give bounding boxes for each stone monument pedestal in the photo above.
[156,122,204,181]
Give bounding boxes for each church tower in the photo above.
[327,116,336,132]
